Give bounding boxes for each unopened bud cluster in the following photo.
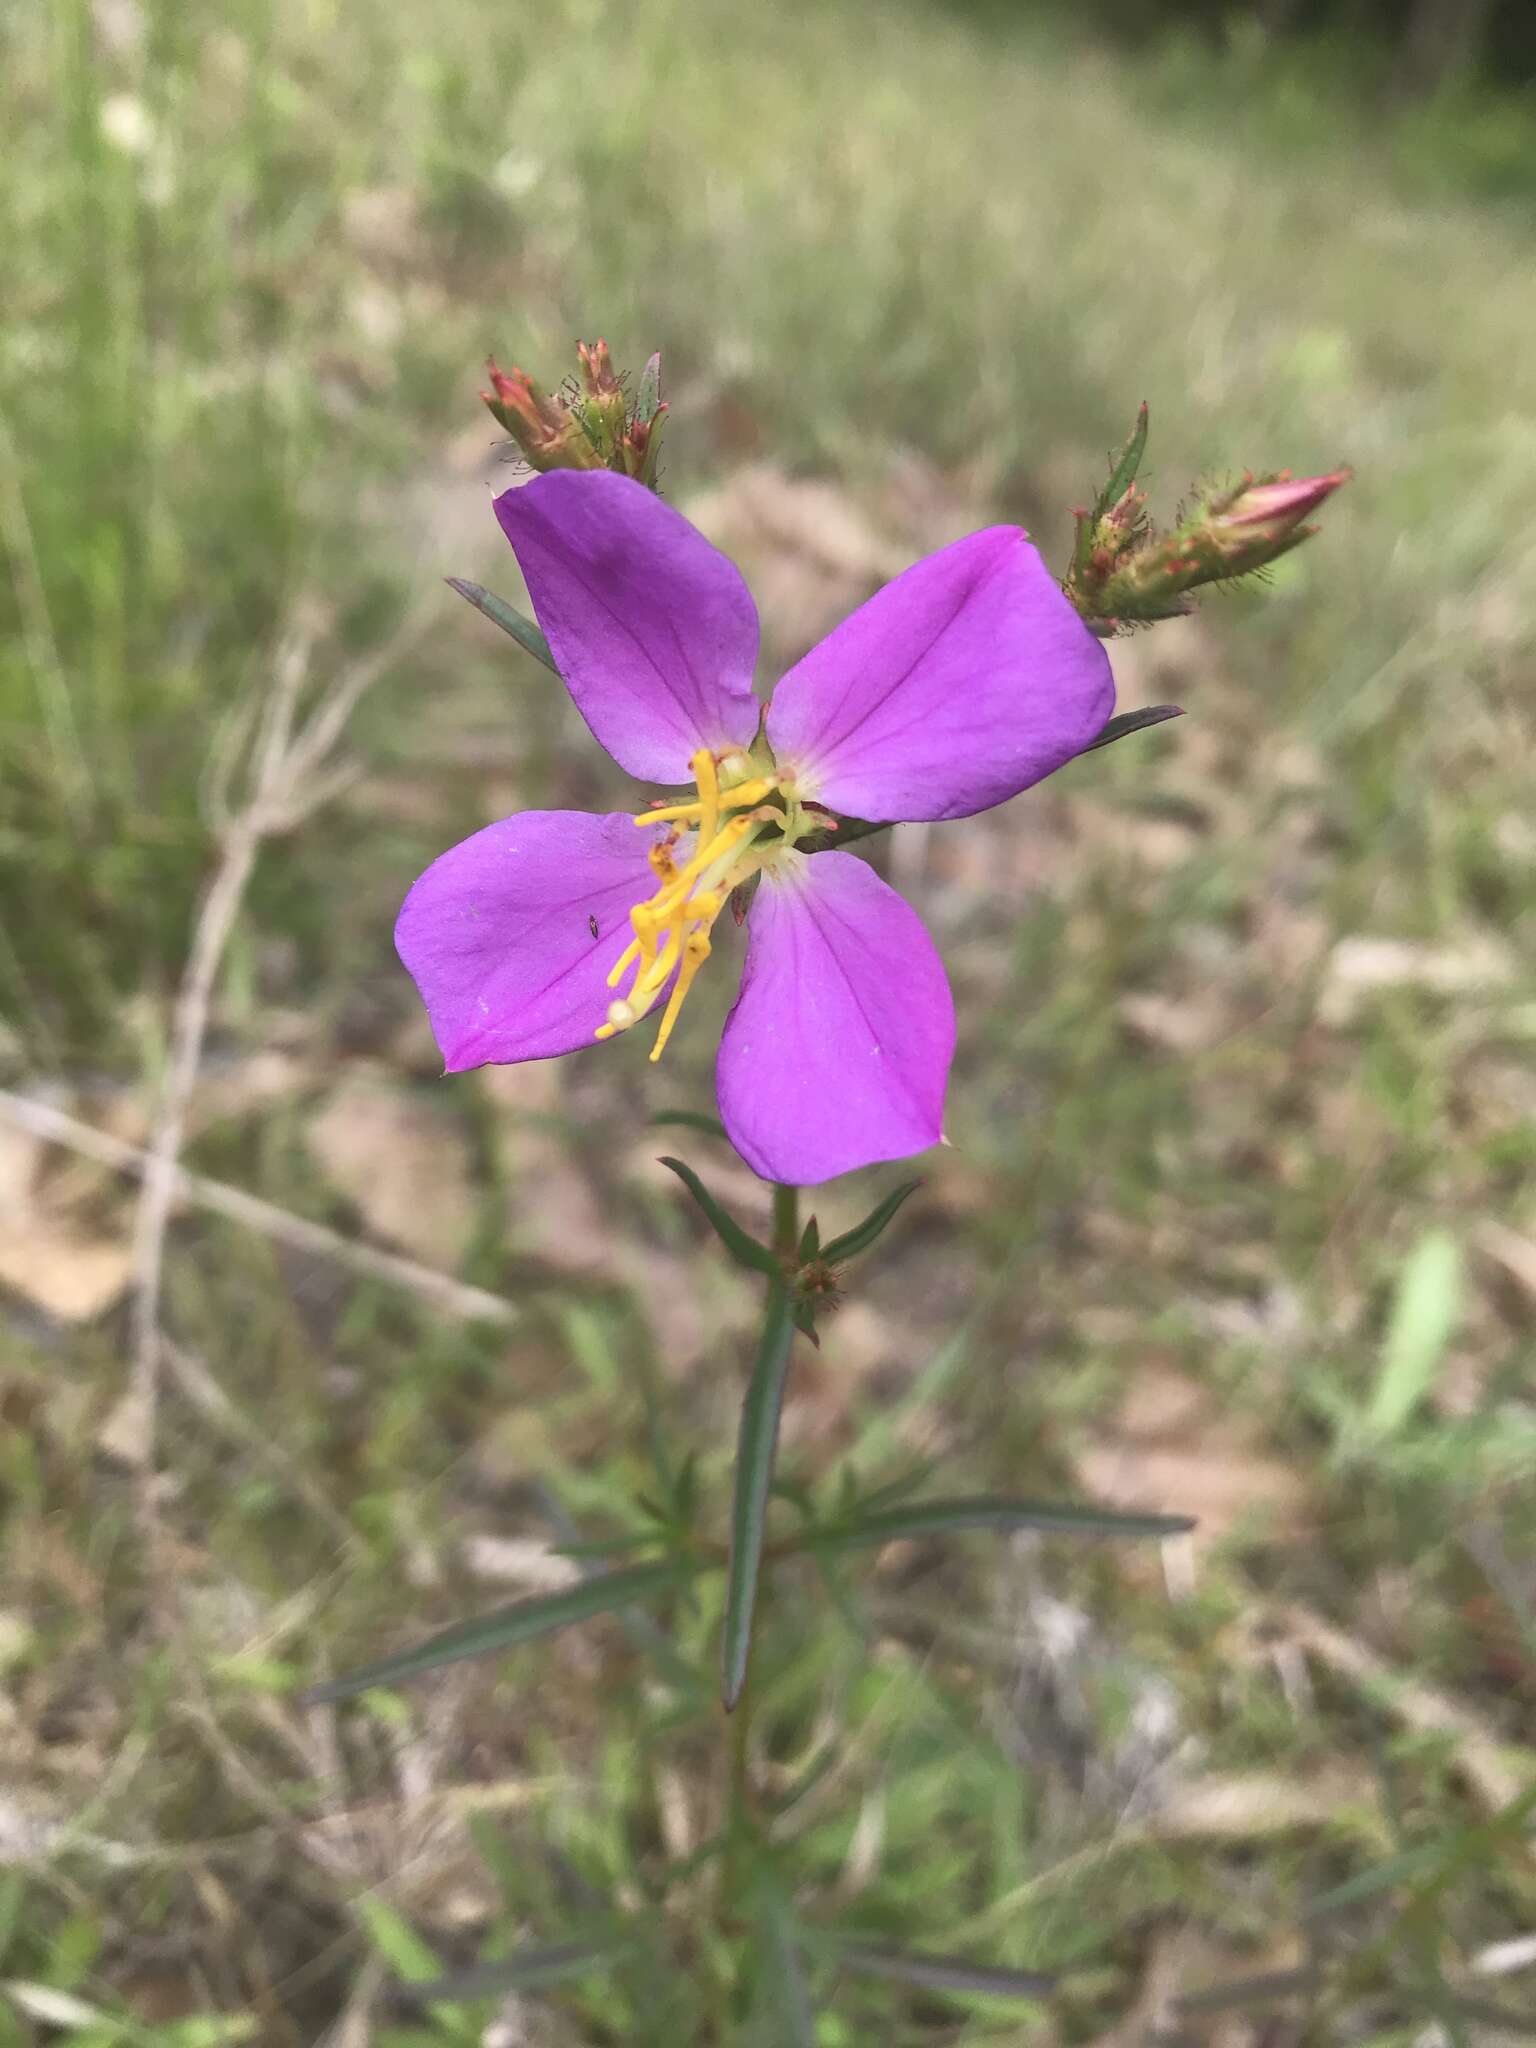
[481,340,667,487]
[1064,403,1349,631]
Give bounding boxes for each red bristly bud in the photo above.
[480,357,600,472]
[1064,403,1351,630]
[480,342,668,487]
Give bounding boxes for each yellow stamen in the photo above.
[599,751,782,1059]
[631,775,778,830]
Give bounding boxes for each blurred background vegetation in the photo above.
[0,0,1533,2040]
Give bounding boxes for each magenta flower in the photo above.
[397,472,1114,1185]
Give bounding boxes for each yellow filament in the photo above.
[650,931,712,1061]
[634,773,778,830]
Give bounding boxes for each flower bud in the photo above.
[480,357,600,472]
[1207,469,1352,544]
[480,343,668,487]
[1064,407,1350,631]
[576,337,629,455]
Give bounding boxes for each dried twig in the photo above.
[1280,1603,1534,1821]
[0,1088,518,1328]
[123,609,431,1515]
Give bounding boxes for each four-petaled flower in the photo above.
[397,472,1115,1185]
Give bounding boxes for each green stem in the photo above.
[718,1185,798,1944]
[771,1181,800,1262]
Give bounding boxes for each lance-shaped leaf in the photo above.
[1094,399,1151,519]
[658,1157,780,1278]
[649,1108,730,1142]
[833,1941,1055,2000]
[1081,703,1184,754]
[794,1492,1195,1559]
[821,1181,922,1266]
[445,577,558,673]
[302,1559,692,1704]
[419,1933,635,2001]
[722,1287,797,1709]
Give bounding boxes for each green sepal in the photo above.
[635,352,663,425]
[821,1180,922,1265]
[1093,399,1150,520]
[444,578,558,673]
[788,1294,821,1347]
[657,1157,780,1278]
[301,1558,694,1703]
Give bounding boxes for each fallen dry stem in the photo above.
[0,1089,519,1326]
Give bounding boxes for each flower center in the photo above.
[597,747,786,1061]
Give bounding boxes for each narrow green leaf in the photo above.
[835,1941,1054,2000]
[821,1180,922,1265]
[800,1493,1194,1558]
[420,1935,632,2001]
[551,1532,664,1561]
[754,1877,818,2046]
[658,1157,780,1278]
[649,1109,728,1142]
[1299,1839,1446,1920]
[357,1897,443,1984]
[852,1458,941,1513]
[722,1288,797,1709]
[302,1560,689,1704]
[1366,1229,1463,1438]
[444,578,558,673]
[798,1215,820,1263]
[1094,399,1150,517]
[1081,703,1184,754]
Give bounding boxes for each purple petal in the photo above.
[494,471,761,785]
[716,851,955,1185]
[764,527,1114,821]
[396,809,659,1070]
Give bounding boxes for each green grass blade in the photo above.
[722,1286,797,1709]
[421,1935,633,2000]
[303,1560,690,1703]
[658,1156,780,1278]
[800,1493,1194,1556]
[834,1941,1055,1999]
[821,1180,922,1265]
[1366,1228,1463,1437]
[444,577,558,673]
